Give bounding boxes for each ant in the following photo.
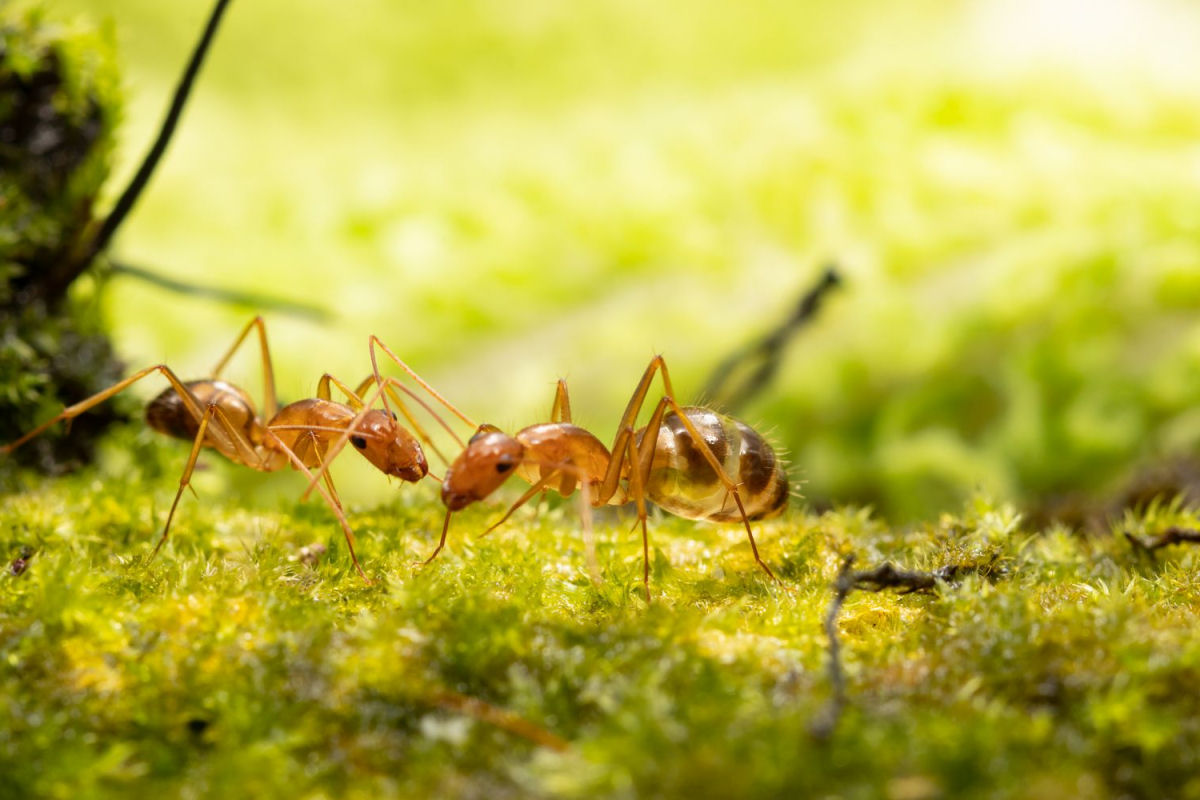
[1,317,476,582]
[414,355,790,601]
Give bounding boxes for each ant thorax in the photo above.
[512,423,611,496]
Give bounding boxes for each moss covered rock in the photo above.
[1,4,127,472]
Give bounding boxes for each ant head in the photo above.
[441,428,523,511]
[349,409,428,482]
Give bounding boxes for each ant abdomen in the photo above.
[145,379,259,452]
[640,407,788,523]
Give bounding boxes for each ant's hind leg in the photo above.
[4,364,217,455]
[662,398,782,585]
[622,366,783,588]
[621,398,673,602]
[209,316,279,420]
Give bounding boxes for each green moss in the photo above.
[5,3,1200,795]
[4,449,1200,798]
[0,3,127,474]
[0,2,120,292]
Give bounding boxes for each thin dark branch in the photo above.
[1125,526,1200,554]
[701,265,841,412]
[853,562,941,594]
[58,0,233,294]
[110,261,330,321]
[810,554,1000,740]
[809,555,856,739]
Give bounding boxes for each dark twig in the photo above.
[810,554,999,739]
[110,262,330,321]
[50,0,234,299]
[701,265,841,412]
[1125,526,1200,555]
[850,561,980,594]
[809,555,857,738]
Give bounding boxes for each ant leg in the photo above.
[652,394,781,586]
[590,355,675,508]
[618,355,782,586]
[421,509,454,566]
[550,379,572,424]
[262,428,372,583]
[622,428,654,603]
[152,402,271,559]
[209,316,279,420]
[578,473,602,588]
[613,396,673,602]
[2,364,233,456]
[315,374,342,404]
[369,336,476,428]
[480,471,563,537]
[153,404,217,558]
[321,467,344,513]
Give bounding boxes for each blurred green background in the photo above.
[42,0,1200,519]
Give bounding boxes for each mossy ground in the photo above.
[4,433,1200,799]
[7,2,1200,797]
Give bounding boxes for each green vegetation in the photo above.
[27,0,1200,520]
[1,4,127,472]
[4,447,1200,798]
[6,0,1200,797]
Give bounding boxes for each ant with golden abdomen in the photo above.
[391,355,790,601]
[1,317,476,582]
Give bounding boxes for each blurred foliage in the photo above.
[752,73,1200,520]
[23,0,1197,521]
[5,454,1200,797]
[0,3,127,472]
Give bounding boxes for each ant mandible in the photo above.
[1,317,476,582]
[419,355,790,601]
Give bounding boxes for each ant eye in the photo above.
[351,435,368,450]
[495,460,514,474]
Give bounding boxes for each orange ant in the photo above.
[1,317,475,582]
[420,355,790,601]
